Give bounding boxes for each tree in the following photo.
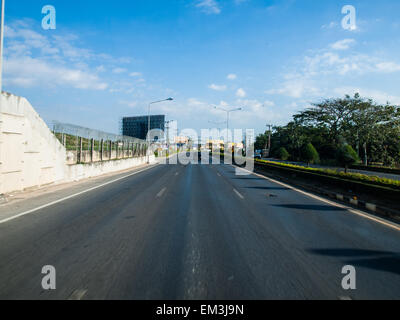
[336,144,360,173]
[301,143,320,165]
[277,147,290,160]
[255,132,268,151]
[267,94,400,167]
[294,94,360,145]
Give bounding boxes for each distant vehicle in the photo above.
[253,153,262,160]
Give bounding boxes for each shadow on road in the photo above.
[245,186,290,191]
[308,248,400,276]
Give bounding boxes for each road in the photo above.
[0,155,399,300]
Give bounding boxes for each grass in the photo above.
[256,159,400,190]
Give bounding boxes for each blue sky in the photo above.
[3,0,400,136]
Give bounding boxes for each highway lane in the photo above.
[0,156,399,300]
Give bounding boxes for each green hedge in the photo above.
[350,165,400,175]
[256,159,400,190]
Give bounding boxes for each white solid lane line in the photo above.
[233,189,245,200]
[156,188,167,198]
[234,166,400,232]
[68,289,88,300]
[0,165,159,225]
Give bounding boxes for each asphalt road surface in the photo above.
[0,155,399,300]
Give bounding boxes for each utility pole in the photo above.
[146,98,173,163]
[165,120,174,156]
[213,106,243,149]
[265,124,273,157]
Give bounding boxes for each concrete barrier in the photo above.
[65,156,154,182]
[0,92,155,194]
[0,92,66,194]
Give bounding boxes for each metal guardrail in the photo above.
[52,121,148,164]
[52,121,144,144]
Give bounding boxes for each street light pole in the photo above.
[208,120,226,132]
[208,120,226,152]
[0,0,5,97]
[147,98,173,163]
[165,120,175,156]
[213,106,242,146]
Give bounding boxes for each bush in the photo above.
[337,144,360,173]
[277,147,290,161]
[256,159,400,190]
[301,143,320,165]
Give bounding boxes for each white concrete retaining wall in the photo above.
[0,92,155,194]
[65,155,154,182]
[0,92,66,194]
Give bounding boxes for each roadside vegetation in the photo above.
[256,93,400,170]
[256,159,400,190]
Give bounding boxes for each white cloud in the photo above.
[267,40,400,102]
[96,65,106,73]
[266,78,320,99]
[227,73,237,80]
[263,100,275,107]
[330,39,356,51]
[196,0,221,15]
[209,83,227,91]
[375,62,400,73]
[130,72,142,77]
[230,98,285,127]
[334,87,400,105]
[321,22,338,29]
[3,21,134,91]
[5,56,108,90]
[119,100,138,108]
[236,88,246,98]
[112,67,127,74]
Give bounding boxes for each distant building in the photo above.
[174,136,189,145]
[122,115,165,140]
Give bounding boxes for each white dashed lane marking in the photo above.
[68,289,88,300]
[156,188,167,198]
[233,189,244,200]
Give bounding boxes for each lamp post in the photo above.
[147,98,173,163]
[208,120,226,152]
[208,120,226,131]
[165,120,175,156]
[213,106,242,146]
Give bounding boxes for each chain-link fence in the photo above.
[52,122,148,165]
